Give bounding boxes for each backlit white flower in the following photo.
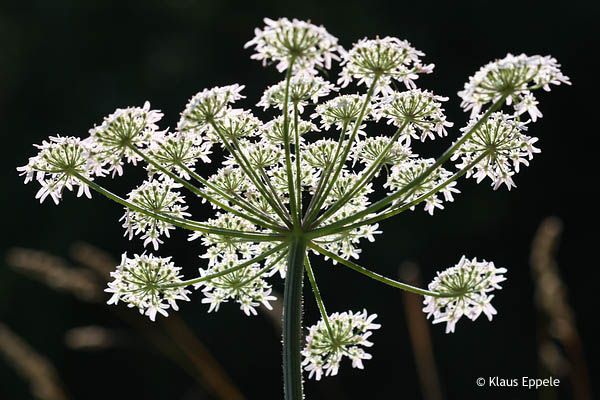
[423,256,507,333]
[147,131,213,179]
[352,136,414,172]
[121,178,190,250]
[338,37,434,95]
[194,253,278,316]
[88,101,163,176]
[302,310,380,380]
[206,109,262,143]
[245,17,343,75]
[514,93,543,122]
[458,53,570,118]
[377,89,453,143]
[17,136,95,205]
[261,115,319,144]
[312,94,374,130]
[385,158,459,215]
[452,112,540,190]
[105,253,191,321]
[258,75,337,113]
[178,85,245,137]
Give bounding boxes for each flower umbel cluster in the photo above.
[302,310,380,380]
[105,253,191,321]
[423,256,507,333]
[19,17,568,394]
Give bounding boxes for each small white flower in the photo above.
[312,94,374,130]
[338,37,434,95]
[178,84,245,137]
[423,256,507,333]
[352,136,414,171]
[302,310,380,380]
[258,75,337,113]
[147,131,213,179]
[17,136,95,205]
[458,53,570,118]
[121,178,190,250]
[452,112,540,191]
[376,89,453,143]
[514,93,543,122]
[105,253,191,321]
[88,101,163,176]
[245,17,343,75]
[195,253,277,316]
[205,109,262,144]
[261,115,319,144]
[385,158,459,215]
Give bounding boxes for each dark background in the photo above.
[1,1,597,399]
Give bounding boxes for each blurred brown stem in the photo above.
[530,217,592,400]
[399,262,443,400]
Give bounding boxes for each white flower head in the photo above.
[178,85,245,138]
[17,135,95,205]
[377,89,453,142]
[385,158,459,215]
[302,309,380,380]
[338,37,434,96]
[121,178,190,250]
[258,75,337,113]
[261,115,319,144]
[458,53,570,118]
[245,17,343,75]
[105,253,191,321]
[205,109,262,144]
[423,256,507,333]
[452,112,540,191]
[352,136,414,171]
[88,101,163,176]
[147,131,213,179]
[312,94,374,131]
[195,253,277,316]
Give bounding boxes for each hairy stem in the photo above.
[282,237,306,400]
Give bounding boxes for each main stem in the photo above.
[282,237,306,400]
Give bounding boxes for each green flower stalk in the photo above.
[18,17,569,400]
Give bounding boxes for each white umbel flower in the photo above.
[147,131,213,179]
[385,158,459,215]
[178,84,245,138]
[338,37,434,96]
[458,53,570,118]
[312,94,374,130]
[302,310,380,380]
[423,256,507,333]
[88,101,163,176]
[194,254,278,316]
[245,17,343,75]
[105,253,191,321]
[258,75,337,113]
[17,136,95,205]
[452,112,540,190]
[121,178,190,250]
[261,115,319,144]
[377,89,453,143]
